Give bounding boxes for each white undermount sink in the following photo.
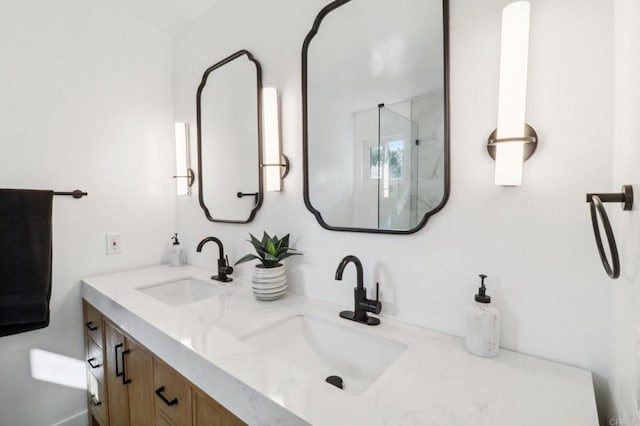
[241,314,407,395]
[136,277,230,307]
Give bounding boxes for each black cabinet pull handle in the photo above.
[87,357,101,369]
[121,349,131,385]
[155,386,178,406]
[85,321,98,331]
[89,393,101,407]
[114,343,123,377]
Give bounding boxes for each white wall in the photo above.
[0,1,175,424]
[610,0,640,424]
[173,0,615,422]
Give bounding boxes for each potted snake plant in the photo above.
[235,232,301,300]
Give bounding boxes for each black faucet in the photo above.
[335,255,381,326]
[196,237,233,282]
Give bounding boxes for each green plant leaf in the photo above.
[236,231,302,267]
[261,231,271,247]
[248,233,262,249]
[280,234,290,250]
[266,240,277,256]
[277,252,302,261]
[234,254,261,266]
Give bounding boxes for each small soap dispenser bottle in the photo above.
[169,233,184,267]
[465,274,500,358]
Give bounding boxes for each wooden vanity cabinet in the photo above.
[83,301,245,426]
[153,358,193,426]
[194,389,245,426]
[83,301,108,426]
[104,321,154,425]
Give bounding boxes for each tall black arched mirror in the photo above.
[197,50,263,223]
[302,0,450,234]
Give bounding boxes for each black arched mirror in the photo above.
[197,50,263,223]
[302,0,450,234]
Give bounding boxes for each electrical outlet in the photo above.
[106,234,121,255]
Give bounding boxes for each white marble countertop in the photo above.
[81,265,598,426]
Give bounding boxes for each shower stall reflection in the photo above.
[354,94,445,230]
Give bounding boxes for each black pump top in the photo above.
[171,233,180,245]
[475,274,491,303]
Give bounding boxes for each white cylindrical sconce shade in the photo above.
[495,1,530,186]
[174,122,190,196]
[262,87,282,192]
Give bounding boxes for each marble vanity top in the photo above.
[81,265,598,425]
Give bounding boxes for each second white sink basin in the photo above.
[137,277,229,307]
[241,315,407,395]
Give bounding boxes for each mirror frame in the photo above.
[196,49,264,224]
[301,0,450,234]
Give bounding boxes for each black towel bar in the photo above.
[53,190,87,199]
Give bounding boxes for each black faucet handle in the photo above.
[218,256,234,275]
[371,282,382,314]
[359,282,382,315]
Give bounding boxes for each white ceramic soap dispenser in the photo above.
[169,233,184,267]
[465,274,500,358]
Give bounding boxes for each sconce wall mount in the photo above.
[260,154,290,180]
[172,168,195,188]
[486,123,538,161]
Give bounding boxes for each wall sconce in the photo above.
[261,88,289,192]
[487,1,538,186]
[173,122,195,196]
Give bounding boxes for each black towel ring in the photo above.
[589,195,619,278]
[586,185,633,279]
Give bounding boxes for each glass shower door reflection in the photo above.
[377,107,419,230]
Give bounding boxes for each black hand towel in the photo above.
[0,189,54,337]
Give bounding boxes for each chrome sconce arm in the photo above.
[586,185,634,279]
[260,154,290,179]
[486,123,539,162]
[172,168,195,188]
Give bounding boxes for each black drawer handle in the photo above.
[155,386,178,406]
[85,321,98,331]
[114,343,123,377]
[121,348,131,385]
[90,393,102,406]
[87,357,101,369]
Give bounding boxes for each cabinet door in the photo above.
[87,377,108,426]
[153,358,192,426]
[105,321,130,426]
[126,338,154,426]
[84,301,104,348]
[194,391,245,426]
[86,337,105,384]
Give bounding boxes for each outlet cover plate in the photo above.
[106,234,121,255]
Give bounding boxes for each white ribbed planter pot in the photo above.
[251,264,287,301]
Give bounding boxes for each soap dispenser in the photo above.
[169,233,184,267]
[465,274,500,358]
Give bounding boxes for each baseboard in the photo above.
[50,410,88,426]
